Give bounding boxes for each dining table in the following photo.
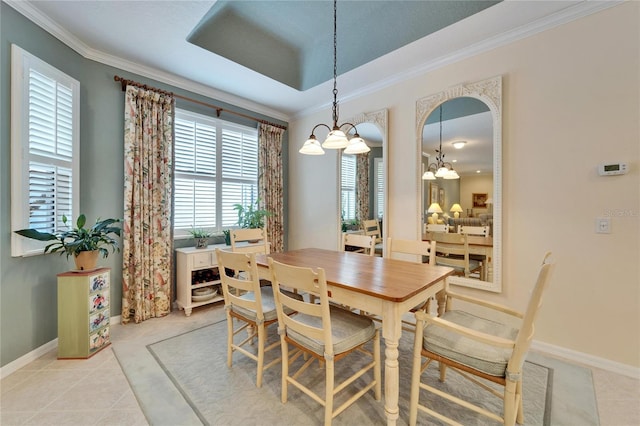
[256,248,453,426]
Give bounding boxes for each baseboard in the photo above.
[1,315,122,380]
[532,339,640,379]
[0,338,58,379]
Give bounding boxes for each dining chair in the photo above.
[268,258,381,426]
[215,249,289,388]
[361,219,383,256]
[426,231,482,279]
[230,227,270,254]
[385,237,437,330]
[426,223,450,233]
[341,233,376,256]
[409,253,555,426]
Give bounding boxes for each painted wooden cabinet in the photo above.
[57,268,111,359]
[175,245,225,316]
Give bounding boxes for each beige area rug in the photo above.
[135,320,599,426]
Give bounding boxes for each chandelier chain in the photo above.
[332,0,339,126]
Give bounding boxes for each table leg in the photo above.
[381,303,401,426]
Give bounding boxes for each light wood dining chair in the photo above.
[268,258,381,426]
[215,249,284,388]
[409,253,555,426]
[426,231,482,278]
[230,227,270,254]
[361,219,383,256]
[341,233,376,256]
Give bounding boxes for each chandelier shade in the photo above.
[299,0,369,156]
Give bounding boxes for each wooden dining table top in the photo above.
[256,248,453,303]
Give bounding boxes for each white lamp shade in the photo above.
[435,166,449,178]
[443,169,460,179]
[427,203,443,214]
[322,129,349,149]
[450,203,463,213]
[422,171,436,180]
[299,138,325,155]
[343,136,370,154]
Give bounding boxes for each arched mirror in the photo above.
[339,109,388,256]
[416,77,502,292]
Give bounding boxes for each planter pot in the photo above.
[74,250,99,271]
[224,233,231,246]
[195,238,208,249]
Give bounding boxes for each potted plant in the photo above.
[188,228,211,249]
[14,214,122,271]
[233,199,272,229]
[222,229,231,246]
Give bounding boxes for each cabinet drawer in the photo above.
[89,326,110,352]
[192,252,213,268]
[89,311,109,332]
[89,292,109,314]
[89,272,109,293]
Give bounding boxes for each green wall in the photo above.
[0,3,288,368]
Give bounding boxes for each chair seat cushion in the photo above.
[436,258,481,273]
[423,310,518,377]
[232,288,301,323]
[288,306,376,356]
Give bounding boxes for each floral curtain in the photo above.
[356,153,370,222]
[258,123,284,252]
[121,85,174,324]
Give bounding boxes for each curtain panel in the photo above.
[258,123,285,253]
[122,85,174,324]
[356,153,370,223]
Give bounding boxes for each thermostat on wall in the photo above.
[598,162,628,176]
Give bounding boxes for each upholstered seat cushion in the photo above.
[287,306,377,356]
[231,288,301,322]
[423,310,518,377]
[436,258,481,273]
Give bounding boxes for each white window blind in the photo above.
[341,154,356,221]
[374,157,384,219]
[11,45,80,256]
[174,109,258,235]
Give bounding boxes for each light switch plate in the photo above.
[596,217,611,234]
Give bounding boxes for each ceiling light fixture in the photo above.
[299,0,369,156]
[452,140,467,149]
[422,104,459,180]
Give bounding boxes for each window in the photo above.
[174,109,258,235]
[374,157,384,219]
[11,45,80,257]
[341,154,356,221]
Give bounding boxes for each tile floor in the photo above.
[1,303,638,425]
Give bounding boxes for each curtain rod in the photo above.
[113,75,287,131]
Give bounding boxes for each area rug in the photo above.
[143,320,599,426]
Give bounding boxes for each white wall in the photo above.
[288,3,639,368]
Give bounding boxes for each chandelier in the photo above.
[299,0,369,156]
[422,104,459,180]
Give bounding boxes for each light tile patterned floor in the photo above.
[1,303,638,425]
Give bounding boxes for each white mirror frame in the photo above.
[338,109,389,255]
[416,76,502,292]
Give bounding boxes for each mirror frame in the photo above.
[415,76,502,292]
[338,108,389,255]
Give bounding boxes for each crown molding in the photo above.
[3,0,290,123]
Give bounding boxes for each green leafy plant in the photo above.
[188,228,212,239]
[222,229,231,245]
[14,214,122,259]
[233,200,272,229]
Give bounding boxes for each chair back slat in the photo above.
[342,233,376,256]
[361,219,382,243]
[426,223,449,233]
[458,225,490,236]
[386,237,435,265]
[230,228,270,254]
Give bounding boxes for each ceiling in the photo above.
[7,0,614,121]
